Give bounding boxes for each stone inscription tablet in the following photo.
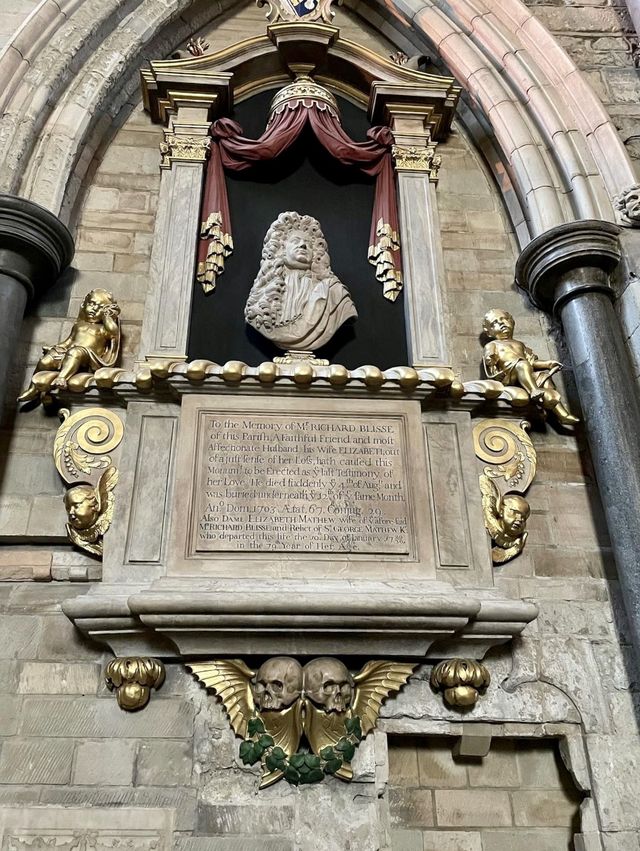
[192,412,411,554]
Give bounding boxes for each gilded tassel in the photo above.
[197,211,234,293]
[368,218,403,301]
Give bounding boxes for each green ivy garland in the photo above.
[239,715,364,785]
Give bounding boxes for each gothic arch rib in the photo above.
[0,0,635,237]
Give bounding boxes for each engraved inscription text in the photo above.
[193,413,411,554]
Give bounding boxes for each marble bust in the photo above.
[244,211,357,353]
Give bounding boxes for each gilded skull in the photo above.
[303,658,353,713]
[252,657,303,712]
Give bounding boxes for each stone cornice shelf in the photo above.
[63,583,538,660]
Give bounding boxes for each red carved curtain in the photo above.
[197,98,403,302]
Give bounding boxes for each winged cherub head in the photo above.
[64,484,100,530]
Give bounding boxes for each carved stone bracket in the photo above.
[613,183,640,227]
[105,657,165,711]
[63,585,538,661]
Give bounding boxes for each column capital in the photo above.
[516,219,621,314]
[0,194,74,299]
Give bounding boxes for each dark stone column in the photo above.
[516,219,640,666]
[0,194,74,412]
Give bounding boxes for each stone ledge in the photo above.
[62,581,538,660]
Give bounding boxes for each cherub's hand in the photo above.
[102,303,121,319]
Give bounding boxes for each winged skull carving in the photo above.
[189,657,415,787]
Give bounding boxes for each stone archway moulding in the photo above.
[0,0,635,239]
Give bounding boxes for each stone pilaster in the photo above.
[369,86,450,367]
[0,194,74,411]
[516,219,640,668]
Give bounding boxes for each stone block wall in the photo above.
[388,735,582,850]
[523,0,640,172]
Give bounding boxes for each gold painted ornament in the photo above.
[53,407,124,558]
[474,419,537,565]
[105,657,165,711]
[19,289,121,406]
[430,659,490,708]
[481,308,578,427]
[479,474,530,565]
[189,657,415,787]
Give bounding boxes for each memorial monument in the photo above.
[0,0,638,847]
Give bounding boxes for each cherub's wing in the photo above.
[479,474,503,540]
[352,661,416,736]
[188,660,255,738]
[304,701,353,780]
[492,531,527,565]
[67,523,102,556]
[88,466,118,537]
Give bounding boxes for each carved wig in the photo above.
[245,211,357,351]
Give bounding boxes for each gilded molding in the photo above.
[190,658,415,787]
[105,657,165,711]
[392,144,441,182]
[430,659,490,708]
[160,134,210,168]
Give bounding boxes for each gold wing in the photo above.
[67,523,102,556]
[479,474,503,540]
[259,701,304,789]
[92,466,118,537]
[304,701,353,780]
[352,661,416,736]
[492,531,527,564]
[188,659,255,738]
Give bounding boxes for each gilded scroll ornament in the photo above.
[160,134,210,169]
[19,289,121,406]
[105,657,165,711]
[256,0,336,24]
[430,659,490,708]
[189,657,415,787]
[474,419,536,565]
[53,407,123,557]
[245,211,357,359]
[392,144,441,182]
[54,407,124,483]
[613,183,640,227]
[482,308,579,426]
[473,419,536,493]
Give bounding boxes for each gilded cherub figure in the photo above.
[64,466,118,557]
[19,289,120,404]
[479,475,530,564]
[482,309,578,426]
